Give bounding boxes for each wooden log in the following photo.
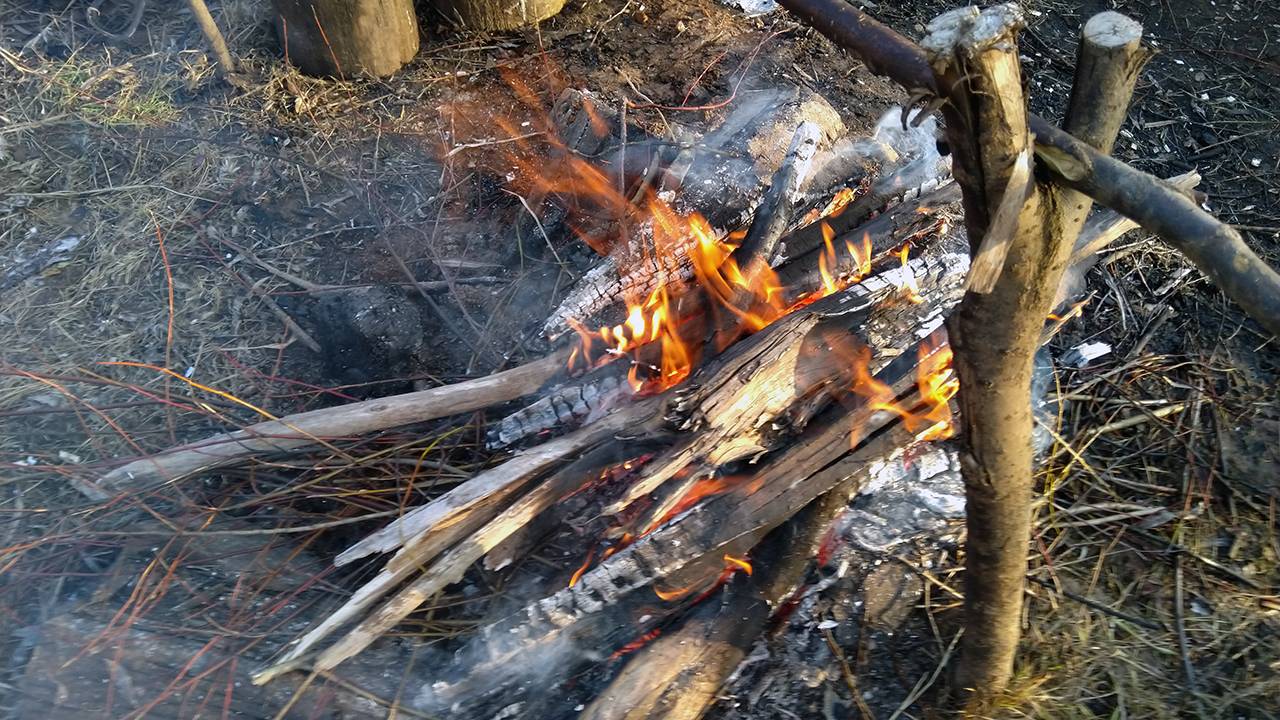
[542,90,848,339]
[272,0,419,79]
[608,247,968,513]
[1056,170,1201,308]
[926,5,1138,710]
[252,401,660,683]
[775,0,1280,337]
[417,404,924,718]
[926,6,1047,709]
[730,122,822,267]
[98,350,568,494]
[577,451,874,720]
[432,0,566,30]
[488,366,630,448]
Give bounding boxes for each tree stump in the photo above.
[432,0,566,30]
[273,0,419,79]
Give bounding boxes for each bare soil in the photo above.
[1,0,1277,718]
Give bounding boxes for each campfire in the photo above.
[157,81,1157,716]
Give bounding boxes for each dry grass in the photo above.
[1,0,1278,718]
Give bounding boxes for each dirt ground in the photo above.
[1,0,1277,718]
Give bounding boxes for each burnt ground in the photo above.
[0,0,1278,718]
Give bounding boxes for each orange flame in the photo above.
[654,583,698,601]
[723,554,753,576]
[799,186,858,226]
[913,333,959,441]
[818,222,840,296]
[569,548,595,588]
[847,330,958,445]
[689,216,788,338]
[644,474,764,535]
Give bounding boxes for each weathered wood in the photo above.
[98,350,567,494]
[1068,170,1199,265]
[432,0,566,30]
[488,366,630,449]
[417,401,924,718]
[253,402,659,683]
[272,0,419,79]
[258,243,965,683]
[543,91,847,339]
[578,449,876,720]
[731,122,822,267]
[779,153,952,263]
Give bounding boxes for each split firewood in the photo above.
[607,247,967,515]
[253,244,966,682]
[576,451,877,720]
[415,400,927,718]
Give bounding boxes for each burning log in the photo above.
[776,0,1280,337]
[416,411,928,719]
[576,456,873,720]
[251,246,967,683]
[542,94,865,341]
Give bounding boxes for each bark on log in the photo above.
[924,11,1052,707]
[731,122,822,267]
[543,91,847,339]
[272,0,419,79]
[609,248,968,513]
[98,350,567,494]
[926,6,1142,711]
[432,0,566,30]
[775,0,1280,337]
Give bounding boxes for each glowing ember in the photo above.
[610,628,662,660]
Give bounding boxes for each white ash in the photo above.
[836,444,965,553]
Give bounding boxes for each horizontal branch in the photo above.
[97,350,568,494]
[776,0,1280,337]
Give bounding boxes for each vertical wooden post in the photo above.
[272,0,420,79]
[925,6,1147,712]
